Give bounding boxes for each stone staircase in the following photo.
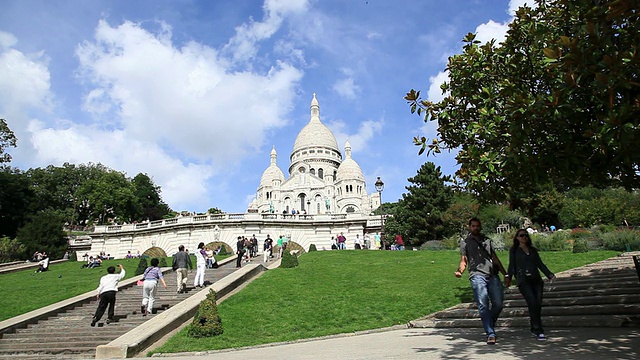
[411,252,640,329]
[0,264,239,360]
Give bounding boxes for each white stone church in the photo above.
[251,94,381,215]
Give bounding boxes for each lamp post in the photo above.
[374,177,384,246]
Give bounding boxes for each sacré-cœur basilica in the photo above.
[73,94,384,257]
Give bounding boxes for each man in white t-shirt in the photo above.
[91,264,126,326]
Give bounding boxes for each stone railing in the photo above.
[91,212,380,234]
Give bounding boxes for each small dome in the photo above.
[292,94,340,154]
[336,140,364,181]
[260,146,285,187]
[336,158,364,182]
[260,165,285,187]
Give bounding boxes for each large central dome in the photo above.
[292,93,340,154]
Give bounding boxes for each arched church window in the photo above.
[318,168,324,179]
[266,192,270,199]
[310,168,316,176]
[333,170,337,179]
[299,167,306,173]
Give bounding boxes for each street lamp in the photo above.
[374,177,384,247]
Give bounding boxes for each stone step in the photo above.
[0,340,106,351]
[0,345,96,356]
[504,286,640,300]
[419,314,640,328]
[434,303,640,319]
[449,293,640,309]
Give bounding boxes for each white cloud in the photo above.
[0,31,18,49]
[328,118,383,154]
[474,19,509,45]
[427,70,449,103]
[332,77,360,99]
[223,0,309,63]
[0,39,52,113]
[508,0,535,16]
[4,10,305,211]
[74,20,302,165]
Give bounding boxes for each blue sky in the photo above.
[0,0,527,213]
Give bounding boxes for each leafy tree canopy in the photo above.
[0,119,17,164]
[406,0,640,204]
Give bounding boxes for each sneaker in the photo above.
[487,335,496,345]
[90,319,96,327]
[106,319,112,324]
[140,305,145,314]
[537,334,546,341]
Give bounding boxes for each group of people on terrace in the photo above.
[330,231,404,250]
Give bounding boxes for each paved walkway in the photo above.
[145,326,639,360]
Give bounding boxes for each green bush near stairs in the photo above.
[280,250,299,268]
[134,257,148,276]
[188,289,224,338]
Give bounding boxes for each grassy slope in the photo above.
[152,250,619,353]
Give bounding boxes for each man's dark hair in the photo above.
[107,266,116,274]
[150,258,160,267]
[178,245,185,251]
[468,217,481,226]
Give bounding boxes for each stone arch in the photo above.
[142,246,167,258]
[287,241,306,254]
[206,241,233,255]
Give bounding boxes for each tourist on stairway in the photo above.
[141,258,167,316]
[193,242,207,288]
[506,229,555,341]
[173,245,192,294]
[455,218,508,345]
[91,264,125,326]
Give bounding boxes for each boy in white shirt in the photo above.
[91,264,125,326]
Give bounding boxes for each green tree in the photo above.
[207,207,223,214]
[388,162,453,247]
[0,236,27,262]
[16,211,67,259]
[0,168,36,238]
[0,119,17,164]
[406,0,640,207]
[132,173,170,221]
[441,192,480,237]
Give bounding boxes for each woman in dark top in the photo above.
[506,229,555,341]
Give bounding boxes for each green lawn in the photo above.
[151,250,619,354]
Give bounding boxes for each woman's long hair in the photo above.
[510,229,533,253]
[198,242,205,249]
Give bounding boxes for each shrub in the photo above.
[488,233,507,251]
[188,289,223,338]
[158,257,168,267]
[280,250,299,268]
[572,239,589,253]
[420,240,444,250]
[135,257,149,276]
[440,235,461,250]
[308,244,317,252]
[601,229,640,251]
[532,231,571,251]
